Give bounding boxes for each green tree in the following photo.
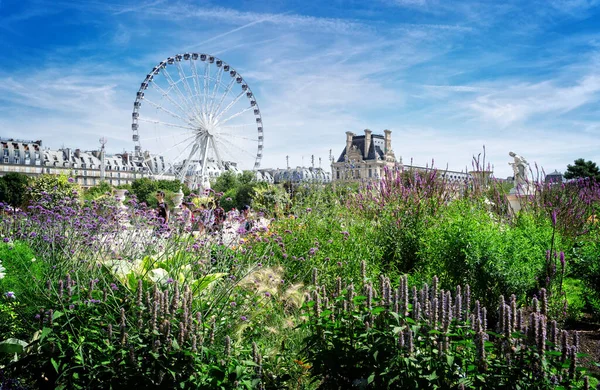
[26,174,81,206]
[130,178,158,206]
[211,171,239,194]
[564,158,600,180]
[83,181,113,200]
[0,172,30,207]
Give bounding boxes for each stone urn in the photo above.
[114,189,128,208]
[172,188,184,210]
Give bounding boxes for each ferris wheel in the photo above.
[131,53,264,189]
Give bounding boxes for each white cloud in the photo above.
[466,74,600,126]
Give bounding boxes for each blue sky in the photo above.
[0,0,599,178]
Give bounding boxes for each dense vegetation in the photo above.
[0,168,599,389]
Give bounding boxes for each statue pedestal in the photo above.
[507,184,534,214]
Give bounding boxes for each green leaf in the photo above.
[192,273,227,293]
[52,311,64,321]
[0,338,28,354]
[367,373,375,384]
[51,358,60,373]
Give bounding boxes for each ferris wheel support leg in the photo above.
[210,136,222,167]
[178,138,201,188]
[195,136,211,191]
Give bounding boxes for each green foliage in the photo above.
[211,171,240,194]
[0,173,30,207]
[565,158,600,180]
[26,174,81,206]
[563,278,586,321]
[570,223,600,318]
[252,183,291,217]
[131,178,189,207]
[211,171,259,210]
[130,177,158,206]
[303,275,592,389]
[0,241,48,313]
[83,180,113,200]
[418,200,555,309]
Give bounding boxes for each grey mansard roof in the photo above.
[336,134,386,163]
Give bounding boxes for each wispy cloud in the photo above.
[466,74,600,126]
[0,0,599,178]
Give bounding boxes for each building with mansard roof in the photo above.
[331,129,474,183]
[0,137,151,187]
[331,129,400,181]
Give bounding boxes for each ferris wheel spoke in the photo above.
[215,131,258,142]
[211,77,236,120]
[202,61,210,121]
[208,66,224,118]
[214,136,257,161]
[217,105,255,127]
[142,97,197,128]
[175,61,200,118]
[142,133,198,164]
[213,90,247,125]
[147,83,194,124]
[138,117,197,132]
[189,59,204,113]
[162,67,198,119]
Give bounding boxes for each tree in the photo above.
[130,178,158,206]
[26,174,81,206]
[564,158,600,180]
[0,173,30,207]
[211,171,239,194]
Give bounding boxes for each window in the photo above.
[369,168,372,178]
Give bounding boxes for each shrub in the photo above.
[418,200,556,310]
[26,174,81,207]
[303,271,594,389]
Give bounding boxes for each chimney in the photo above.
[75,149,81,158]
[345,131,354,159]
[364,129,372,159]
[384,129,392,154]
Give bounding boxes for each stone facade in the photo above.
[331,129,475,183]
[331,129,400,181]
[0,137,152,188]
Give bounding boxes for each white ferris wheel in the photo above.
[131,53,264,189]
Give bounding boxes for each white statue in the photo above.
[509,151,529,186]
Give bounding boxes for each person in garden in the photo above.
[156,191,169,225]
[203,201,216,232]
[213,200,225,231]
[240,205,254,234]
[192,204,206,235]
[181,202,193,230]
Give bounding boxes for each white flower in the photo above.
[0,261,5,279]
[148,268,170,285]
